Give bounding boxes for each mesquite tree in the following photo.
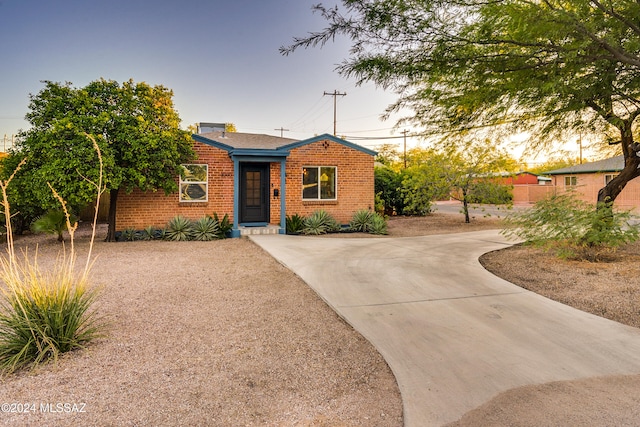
[283,0,640,204]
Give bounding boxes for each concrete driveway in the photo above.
[251,230,640,426]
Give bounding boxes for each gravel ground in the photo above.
[0,225,402,426]
[2,213,639,427]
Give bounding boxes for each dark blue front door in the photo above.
[240,163,269,223]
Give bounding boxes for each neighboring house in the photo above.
[545,155,640,211]
[115,132,377,237]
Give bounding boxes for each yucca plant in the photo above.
[303,210,340,235]
[164,215,194,241]
[349,209,375,232]
[286,214,305,235]
[191,216,220,241]
[31,210,78,243]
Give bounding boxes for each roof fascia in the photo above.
[278,133,378,156]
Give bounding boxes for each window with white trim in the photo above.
[303,166,337,200]
[605,174,618,185]
[179,164,208,202]
[564,176,577,187]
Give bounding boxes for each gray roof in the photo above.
[545,155,624,175]
[197,131,298,150]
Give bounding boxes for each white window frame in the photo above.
[604,174,618,185]
[564,176,577,187]
[302,166,337,201]
[179,164,208,202]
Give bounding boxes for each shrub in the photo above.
[31,209,78,243]
[349,209,375,232]
[502,193,639,261]
[286,214,306,234]
[164,215,194,241]
[191,216,220,241]
[120,228,137,242]
[303,210,340,235]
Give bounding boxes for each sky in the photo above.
[0,0,414,152]
[0,0,590,164]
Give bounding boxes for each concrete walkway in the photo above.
[251,230,640,426]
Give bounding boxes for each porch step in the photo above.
[238,225,282,236]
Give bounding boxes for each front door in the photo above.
[240,163,270,223]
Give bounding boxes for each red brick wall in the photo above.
[284,139,375,223]
[115,138,375,231]
[115,143,234,230]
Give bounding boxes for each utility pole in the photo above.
[323,90,346,135]
[402,129,409,169]
[274,127,290,138]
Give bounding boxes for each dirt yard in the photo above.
[1,214,639,426]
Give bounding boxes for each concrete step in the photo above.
[238,225,282,236]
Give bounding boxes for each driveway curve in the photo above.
[251,230,640,426]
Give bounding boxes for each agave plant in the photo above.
[303,210,340,235]
[191,216,220,241]
[140,226,157,241]
[349,209,375,232]
[368,213,388,235]
[31,210,78,242]
[164,215,194,241]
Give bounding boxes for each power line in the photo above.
[274,127,290,138]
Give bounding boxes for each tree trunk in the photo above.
[462,188,470,223]
[105,188,119,242]
[597,127,640,205]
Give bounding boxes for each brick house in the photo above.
[115,132,377,236]
[545,155,640,211]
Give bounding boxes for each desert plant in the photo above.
[140,226,157,241]
[0,134,105,373]
[502,193,639,261]
[31,209,78,243]
[0,253,102,373]
[164,215,194,241]
[286,214,306,235]
[368,213,388,235]
[303,210,340,235]
[349,209,375,232]
[212,212,232,238]
[120,228,137,242]
[191,216,220,241]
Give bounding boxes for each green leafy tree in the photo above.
[283,0,640,205]
[9,79,195,241]
[401,142,516,221]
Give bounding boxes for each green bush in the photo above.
[467,181,513,205]
[502,193,639,261]
[164,215,194,241]
[286,214,306,234]
[303,210,341,235]
[375,166,405,215]
[191,216,220,241]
